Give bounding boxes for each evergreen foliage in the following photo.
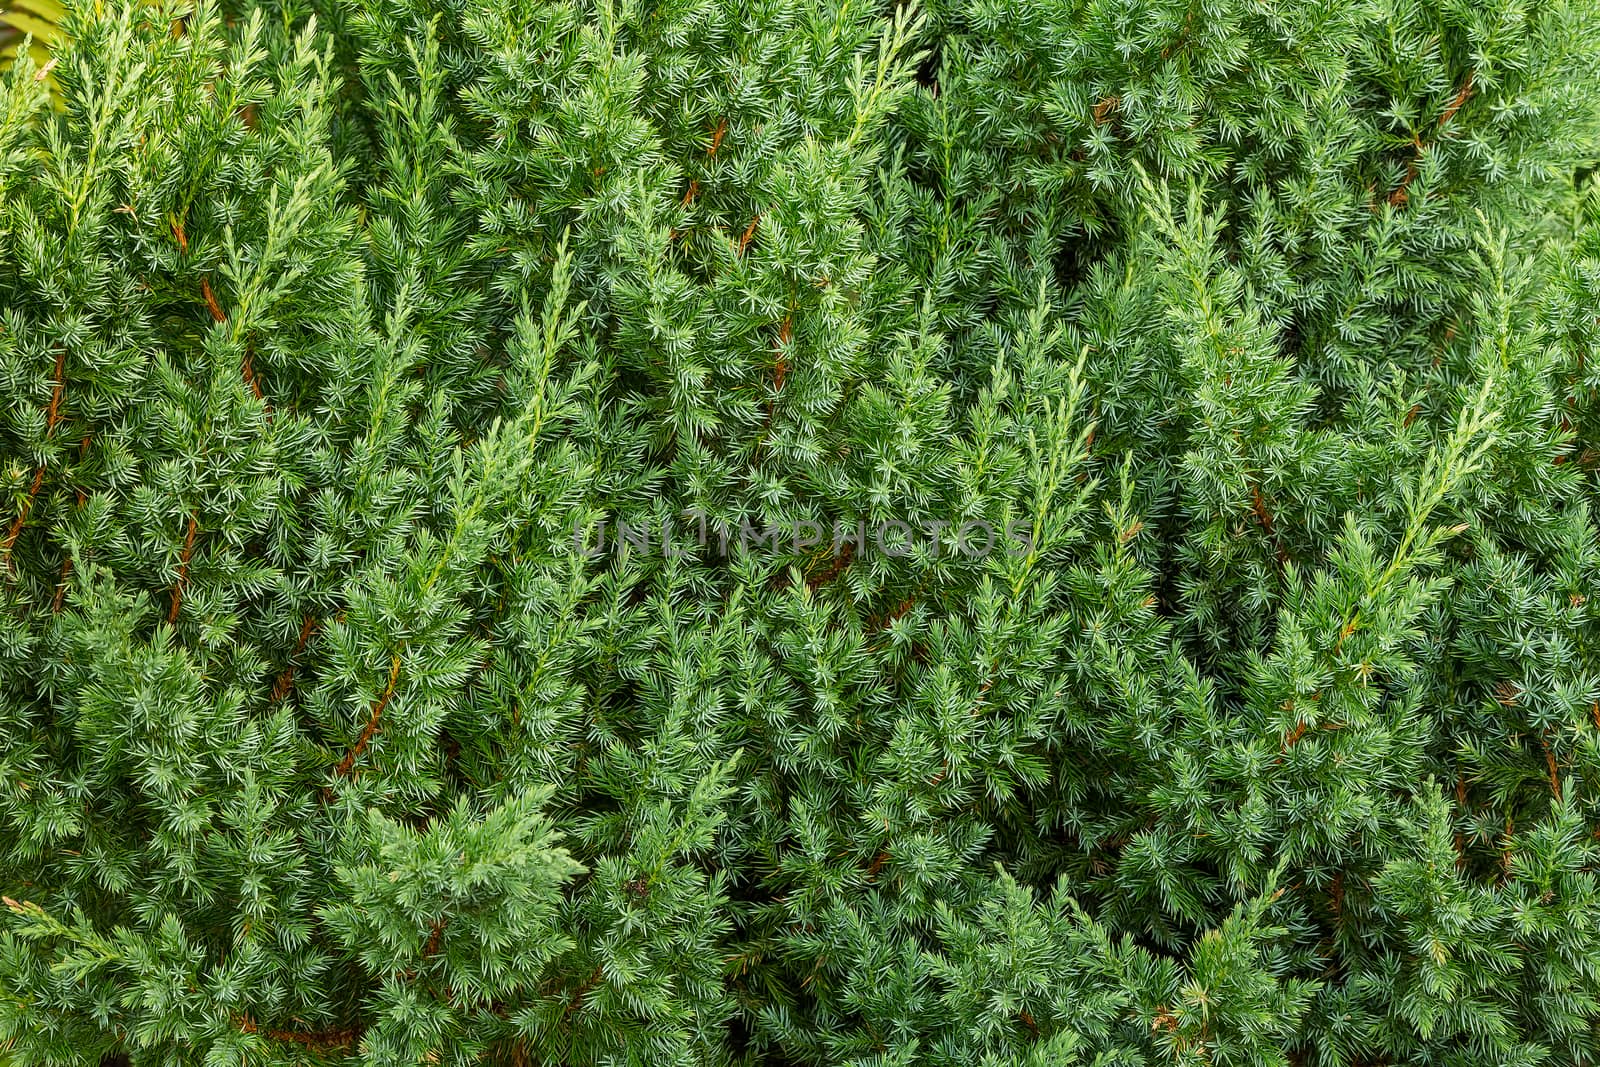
[1,1,1600,1064]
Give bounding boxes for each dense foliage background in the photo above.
[3,0,1600,1063]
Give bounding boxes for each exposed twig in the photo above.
[334,653,402,777]
[736,214,760,256]
[3,348,67,563]
[201,265,267,408]
[1389,72,1475,207]
[270,614,319,702]
[200,276,225,323]
[423,915,448,958]
[234,1014,358,1053]
[773,315,791,392]
[167,514,198,625]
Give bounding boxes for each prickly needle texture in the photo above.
[2,1,1600,1065]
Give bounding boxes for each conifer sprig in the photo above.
[1,1,1599,1065]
